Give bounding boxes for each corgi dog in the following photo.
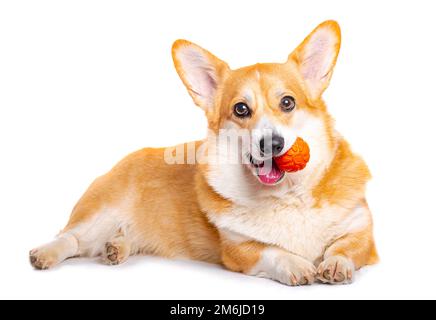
[30,20,378,286]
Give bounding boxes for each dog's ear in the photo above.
[288,20,341,100]
[172,40,229,111]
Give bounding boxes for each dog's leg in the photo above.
[221,235,316,286]
[30,171,134,270]
[317,224,378,285]
[30,214,129,270]
[102,229,131,266]
[29,233,79,270]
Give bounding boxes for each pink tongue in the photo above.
[257,160,284,185]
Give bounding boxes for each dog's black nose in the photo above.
[260,135,284,156]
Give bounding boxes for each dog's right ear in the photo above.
[172,40,229,111]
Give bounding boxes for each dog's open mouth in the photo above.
[248,154,285,186]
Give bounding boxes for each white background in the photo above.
[1,0,436,300]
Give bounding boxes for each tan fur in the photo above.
[30,20,378,286]
[324,219,379,269]
[221,240,266,273]
[196,166,233,214]
[313,139,372,207]
[82,147,222,262]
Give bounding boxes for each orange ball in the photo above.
[274,137,310,172]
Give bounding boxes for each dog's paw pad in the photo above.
[102,242,127,266]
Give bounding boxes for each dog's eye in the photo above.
[280,96,296,112]
[233,102,251,118]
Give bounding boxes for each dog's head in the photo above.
[172,21,341,201]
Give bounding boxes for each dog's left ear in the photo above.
[172,40,229,112]
[289,20,341,100]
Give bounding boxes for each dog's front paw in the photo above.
[317,255,354,285]
[270,253,317,286]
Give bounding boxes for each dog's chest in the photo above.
[209,196,347,263]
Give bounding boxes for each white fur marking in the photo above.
[67,196,134,257]
[249,248,315,285]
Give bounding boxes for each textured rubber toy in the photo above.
[274,137,310,172]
